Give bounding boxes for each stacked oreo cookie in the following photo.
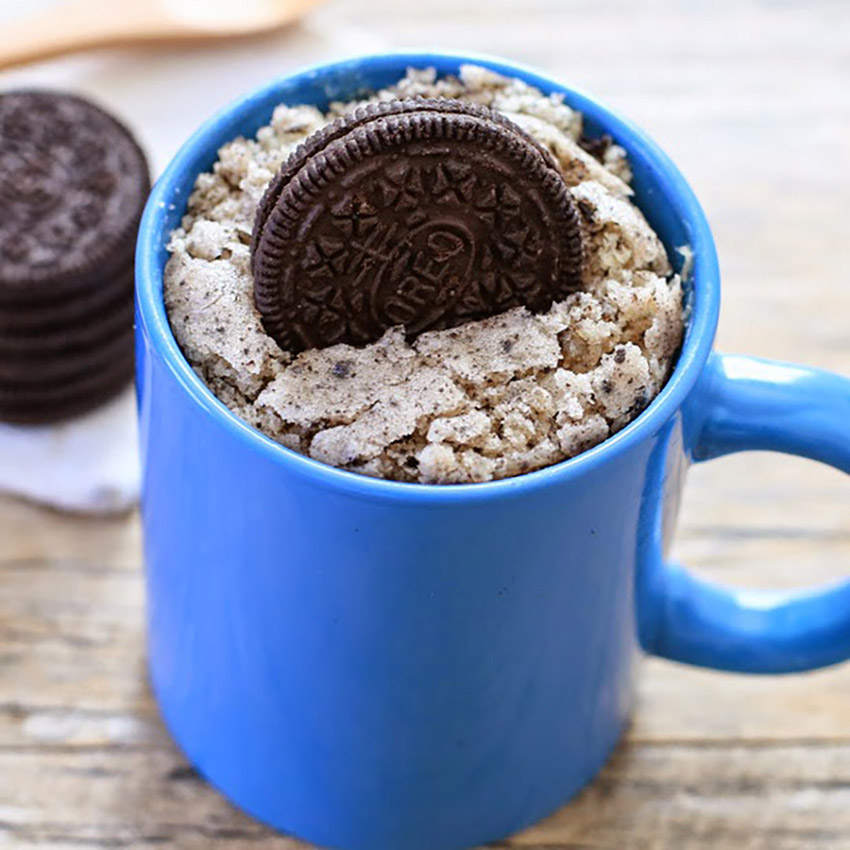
[0,91,150,424]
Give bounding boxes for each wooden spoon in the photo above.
[0,0,324,71]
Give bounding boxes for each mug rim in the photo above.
[136,50,720,504]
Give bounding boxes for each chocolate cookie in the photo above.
[252,98,583,353]
[0,90,147,426]
[0,290,133,357]
[0,328,134,384]
[0,260,134,334]
[0,350,134,425]
[0,90,150,301]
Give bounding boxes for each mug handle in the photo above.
[644,352,850,674]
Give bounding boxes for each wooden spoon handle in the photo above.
[0,0,168,71]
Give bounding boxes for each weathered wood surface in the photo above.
[1,0,849,847]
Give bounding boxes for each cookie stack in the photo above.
[0,91,150,425]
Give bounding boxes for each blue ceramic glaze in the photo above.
[135,52,850,850]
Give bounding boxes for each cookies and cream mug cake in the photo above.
[164,65,684,483]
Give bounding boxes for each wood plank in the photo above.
[2,742,850,849]
[510,742,850,850]
[0,493,139,568]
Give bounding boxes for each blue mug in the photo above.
[136,52,850,850]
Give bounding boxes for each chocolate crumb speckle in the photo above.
[577,198,595,220]
[332,360,354,379]
[578,133,613,162]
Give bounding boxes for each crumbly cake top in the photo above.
[164,65,684,484]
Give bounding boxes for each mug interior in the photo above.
[136,51,720,499]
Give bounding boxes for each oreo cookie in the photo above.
[252,98,583,354]
[0,328,134,384]
[0,260,134,334]
[0,290,133,358]
[0,90,149,425]
[0,350,134,425]
[0,90,150,299]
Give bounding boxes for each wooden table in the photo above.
[2,1,849,847]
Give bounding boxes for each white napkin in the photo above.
[0,4,385,513]
[0,389,139,514]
